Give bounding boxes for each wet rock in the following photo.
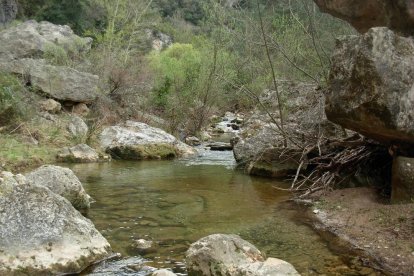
[68,115,89,138]
[57,144,100,163]
[152,269,177,276]
[0,0,17,25]
[325,27,414,149]
[25,165,91,210]
[86,256,152,275]
[186,234,299,276]
[313,0,414,35]
[100,121,197,160]
[131,239,155,255]
[0,176,110,275]
[186,136,201,146]
[0,20,92,60]
[0,58,99,103]
[39,98,61,114]
[206,142,233,151]
[391,156,414,203]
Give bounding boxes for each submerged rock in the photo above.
[391,156,414,203]
[313,0,414,35]
[152,269,177,276]
[25,165,91,210]
[325,27,414,150]
[100,121,197,160]
[186,234,299,276]
[0,175,110,275]
[57,144,101,163]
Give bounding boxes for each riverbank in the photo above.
[303,188,414,275]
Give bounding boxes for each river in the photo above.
[67,148,374,275]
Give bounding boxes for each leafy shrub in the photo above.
[0,73,28,126]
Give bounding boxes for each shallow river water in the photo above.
[67,149,375,275]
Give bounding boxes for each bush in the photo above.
[0,73,28,126]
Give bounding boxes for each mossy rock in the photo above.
[107,144,177,160]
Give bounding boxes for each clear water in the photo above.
[67,149,377,275]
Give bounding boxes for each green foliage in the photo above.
[43,43,70,66]
[17,0,107,34]
[0,73,28,126]
[153,0,205,25]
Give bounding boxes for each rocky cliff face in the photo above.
[314,0,414,36]
[325,27,414,151]
[0,0,17,25]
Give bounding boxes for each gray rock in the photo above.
[100,121,197,160]
[234,82,340,178]
[186,234,299,276]
[391,156,414,203]
[206,142,233,151]
[72,102,90,116]
[0,177,110,275]
[0,0,17,25]
[39,98,61,114]
[57,144,100,163]
[25,165,91,210]
[152,269,177,276]
[186,136,201,146]
[0,20,92,59]
[68,115,89,138]
[325,27,414,149]
[0,58,99,103]
[313,0,414,35]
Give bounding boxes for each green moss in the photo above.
[107,144,177,160]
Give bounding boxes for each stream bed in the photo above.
[67,149,376,275]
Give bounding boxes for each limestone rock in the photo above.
[68,115,89,138]
[0,0,17,25]
[0,179,110,275]
[72,103,90,116]
[25,165,91,210]
[100,121,197,160]
[57,144,100,163]
[152,269,177,276]
[313,0,414,35]
[39,98,61,114]
[0,58,99,103]
[0,20,92,60]
[186,136,201,146]
[391,156,414,203]
[186,234,299,276]
[325,27,414,149]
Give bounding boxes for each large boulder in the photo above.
[313,0,414,36]
[100,121,197,160]
[68,115,89,138]
[0,0,17,25]
[25,165,91,210]
[0,58,98,103]
[185,234,300,276]
[0,20,92,60]
[0,173,111,275]
[233,82,338,178]
[57,144,101,163]
[325,27,414,150]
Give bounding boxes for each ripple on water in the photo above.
[67,151,379,275]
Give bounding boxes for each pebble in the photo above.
[313,209,320,214]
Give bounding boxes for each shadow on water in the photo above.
[67,149,380,275]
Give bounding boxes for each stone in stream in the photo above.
[0,172,111,275]
[100,121,197,160]
[57,143,101,163]
[186,234,300,276]
[25,165,91,210]
[207,142,233,151]
[152,269,177,276]
[391,156,414,203]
